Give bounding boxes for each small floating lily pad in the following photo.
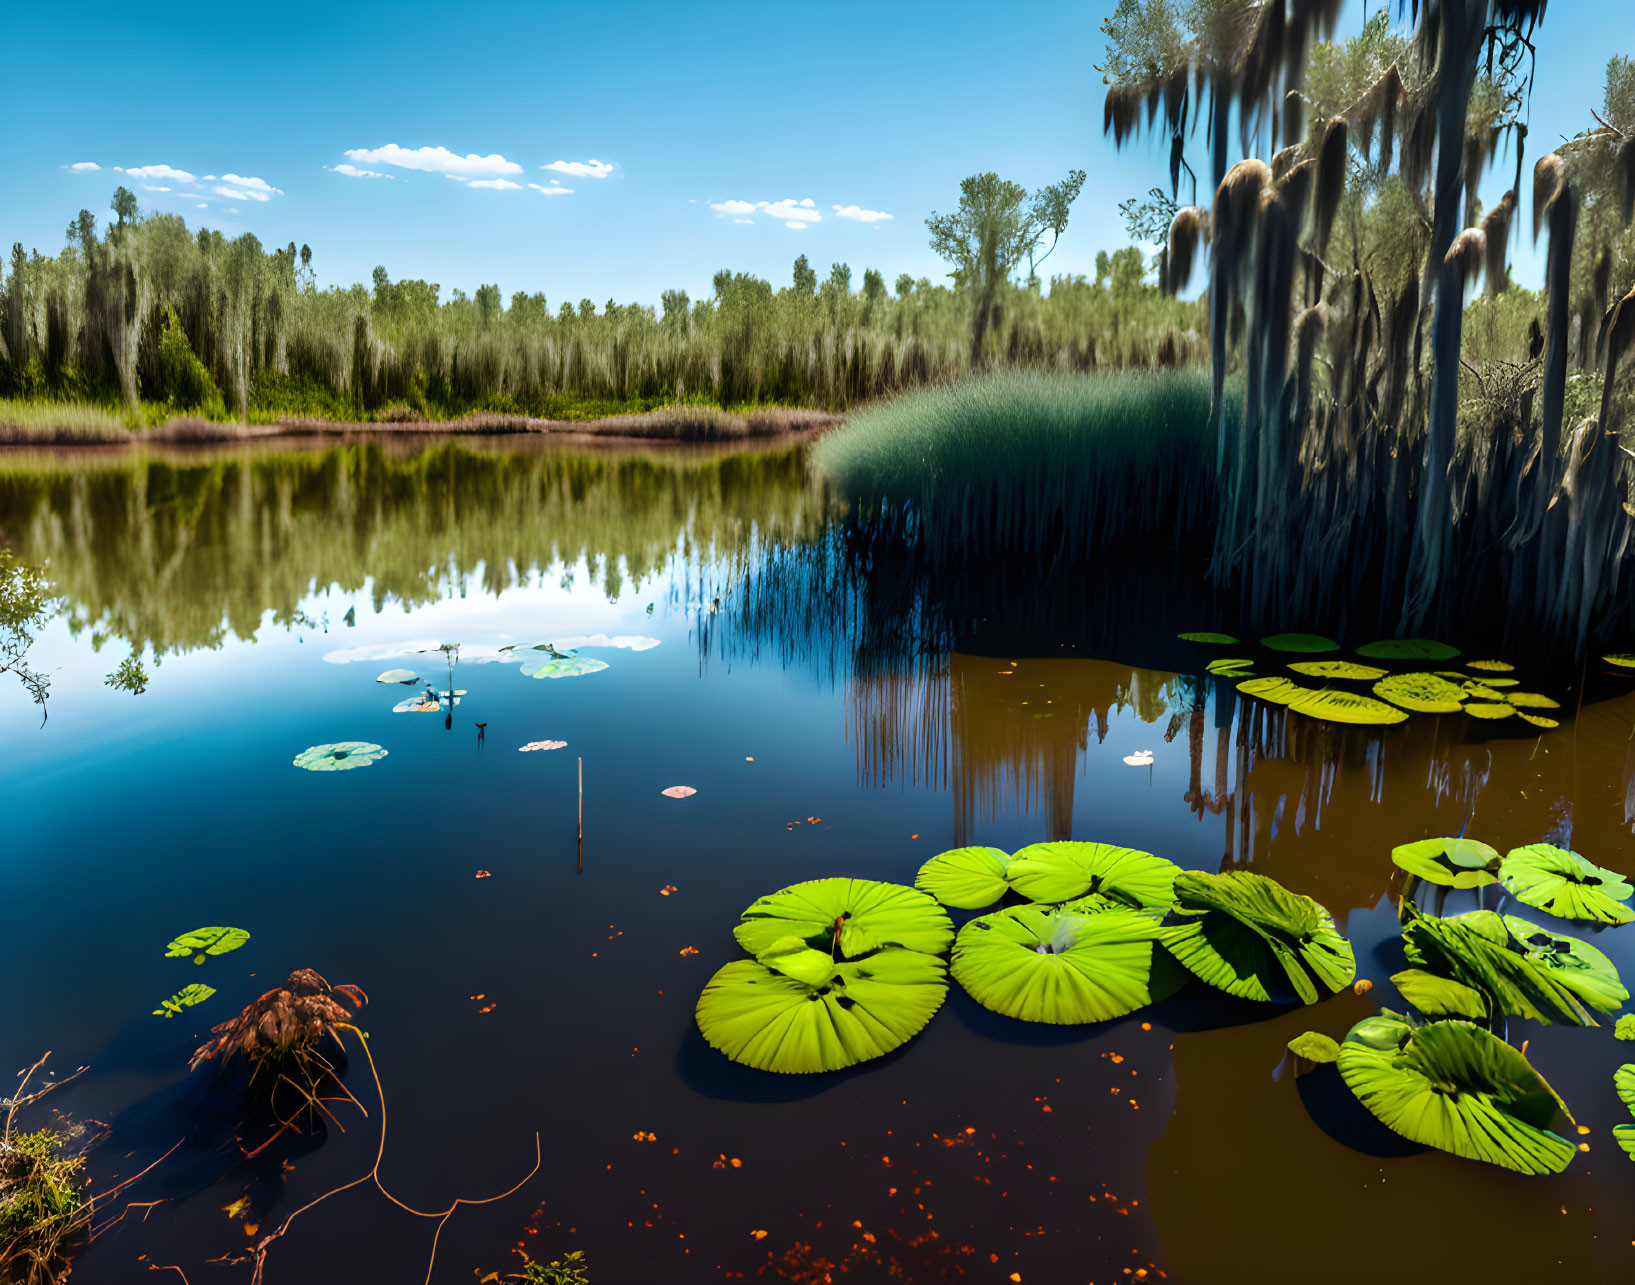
[1373,672,1466,714]
[1467,659,1516,672]
[520,655,610,679]
[374,669,420,684]
[1356,638,1461,660]
[1178,631,1237,644]
[293,742,387,772]
[1288,660,1387,680]
[1605,654,1635,670]
[1464,702,1516,720]
[1005,841,1179,911]
[1237,676,1307,705]
[1460,680,1509,701]
[914,846,1015,909]
[1505,691,1561,710]
[1617,1015,1635,1041]
[1518,712,1560,729]
[518,740,568,752]
[154,983,216,1019]
[1337,1013,1576,1174]
[1289,687,1408,725]
[1287,1031,1341,1063]
[695,949,948,1074]
[1206,657,1255,675]
[1499,844,1635,925]
[950,904,1167,1025]
[1261,633,1340,654]
[734,879,954,959]
[1503,915,1629,1013]
[1390,837,1501,888]
[165,927,250,962]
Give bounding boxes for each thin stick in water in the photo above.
[577,756,584,875]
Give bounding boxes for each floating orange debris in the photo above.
[678,946,700,956]
[751,1230,768,1240]
[659,885,678,896]
[1353,978,1374,995]
[661,785,698,798]
[475,870,492,879]
[632,1131,657,1142]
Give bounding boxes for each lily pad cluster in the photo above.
[1177,631,1563,728]
[694,878,954,1074]
[154,925,249,1018]
[1392,838,1634,924]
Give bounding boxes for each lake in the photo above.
[4,435,1635,1284]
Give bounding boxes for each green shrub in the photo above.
[154,308,222,412]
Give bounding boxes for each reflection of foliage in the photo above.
[104,653,149,695]
[0,551,54,722]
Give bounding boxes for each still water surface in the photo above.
[3,437,1635,1284]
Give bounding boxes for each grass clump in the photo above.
[1,1058,94,1285]
[813,369,1223,563]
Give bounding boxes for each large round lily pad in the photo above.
[1399,906,1604,1026]
[914,846,1014,909]
[1390,837,1501,888]
[1502,915,1629,1014]
[950,904,1166,1024]
[696,948,948,1074]
[1261,633,1340,654]
[1373,673,1466,714]
[1287,687,1408,725]
[1355,638,1461,661]
[1499,844,1635,925]
[1005,841,1178,910]
[733,878,954,959]
[1336,1012,1576,1174]
[293,742,387,772]
[1163,870,1354,1004]
[1287,660,1387,680]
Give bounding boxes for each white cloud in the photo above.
[202,175,217,181]
[542,158,613,179]
[832,204,894,224]
[733,218,753,224]
[195,203,208,208]
[220,174,283,198]
[330,163,392,179]
[141,185,171,193]
[759,198,820,223]
[124,164,196,184]
[65,161,100,172]
[786,221,808,229]
[710,199,756,217]
[467,178,522,190]
[212,186,253,201]
[527,182,574,197]
[343,144,522,179]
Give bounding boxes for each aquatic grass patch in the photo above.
[812,369,1222,563]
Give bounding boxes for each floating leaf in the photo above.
[1469,676,1520,688]
[1337,1013,1576,1174]
[1206,657,1254,675]
[1372,673,1466,714]
[1164,871,1354,1004]
[1237,676,1308,705]
[1288,687,1409,725]
[1603,654,1635,670]
[1619,1064,1635,1113]
[374,669,419,684]
[1505,691,1561,710]
[1005,841,1178,911]
[1178,631,1237,644]
[914,846,1014,909]
[518,740,568,752]
[1288,1031,1341,1063]
[1287,660,1387,680]
[950,905,1166,1025]
[292,742,387,772]
[165,927,250,961]
[733,879,954,959]
[1464,702,1516,720]
[755,935,840,986]
[1617,1015,1635,1041]
[695,949,947,1074]
[1502,916,1629,1014]
[1390,837,1501,888]
[1467,660,1516,672]
[520,655,609,679]
[1499,844,1634,925]
[1519,712,1560,729]
[154,983,216,1019]
[1400,906,1602,1026]
[1355,638,1461,661]
[1390,968,1490,1020]
[661,785,698,798]
[1261,633,1340,653]
[1459,680,1509,702]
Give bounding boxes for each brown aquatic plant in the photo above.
[189,969,368,1074]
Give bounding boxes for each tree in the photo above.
[475,283,501,328]
[109,185,138,230]
[1026,169,1087,281]
[894,273,914,299]
[661,289,690,330]
[792,255,817,296]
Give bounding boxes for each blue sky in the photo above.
[1,0,1624,306]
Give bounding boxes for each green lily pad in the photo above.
[374,668,420,684]
[1206,657,1255,675]
[1616,1015,1635,1041]
[1620,1064,1635,1112]
[1178,631,1237,644]
[1288,687,1409,725]
[1467,660,1516,672]
[1518,712,1560,729]
[950,904,1166,1024]
[1499,844,1634,925]
[1460,680,1509,701]
[1606,654,1635,670]
[293,742,387,772]
[1004,841,1179,910]
[1399,906,1603,1026]
[1237,676,1308,705]
[165,926,250,963]
[1505,691,1561,710]
[733,878,954,959]
[1261,633,1340,653]
[1464,702,1516,720]
[1288,1031,1341,1063]
[520,655,609,679]
[1390,968,1491,1020]
[1163,870,1355,1004]
[1390,837,1501,888]
[153,983,216,1019]
[756,934,841,986]
[1467,676,1520,688]
[1355,638,1461,661]
[914,846,1014,909]
[1502,916,1629,1014]
[1337,1013,1576,1174]
[1372,672,1466,714]
[1287,660,1387,680]
[695,948,947,1074]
